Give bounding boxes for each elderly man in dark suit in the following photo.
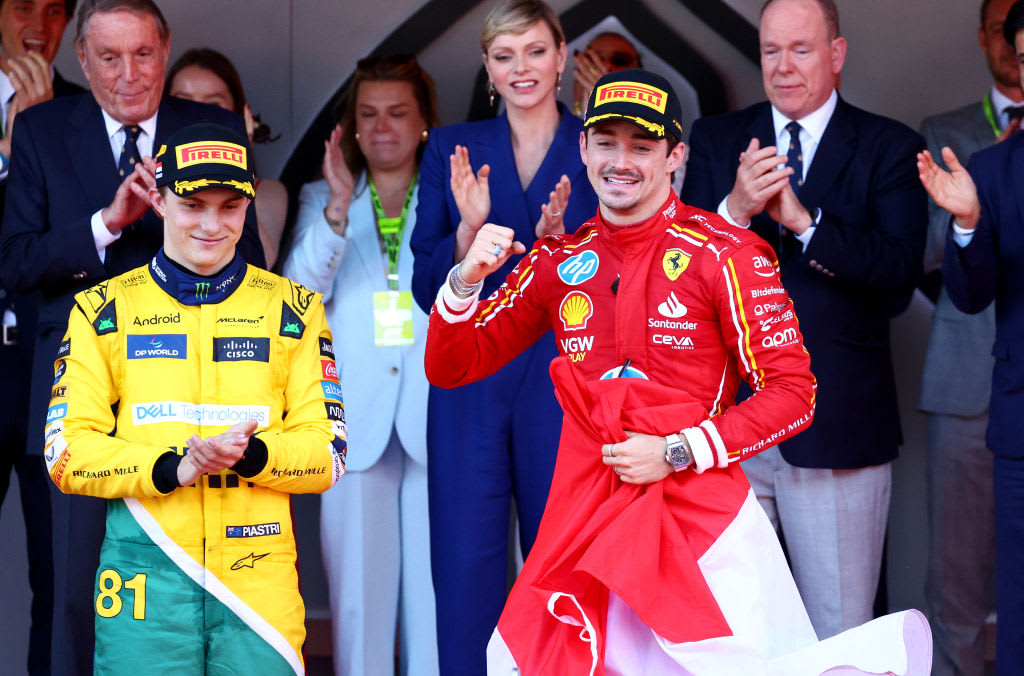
[0,1,84,674]
[919,4,1024,672]
[681,0,927,640]
[917,1,1022,673]
[0,1,264,673]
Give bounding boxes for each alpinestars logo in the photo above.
[195,282,211,301]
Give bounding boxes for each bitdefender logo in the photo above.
[127,334,187,359]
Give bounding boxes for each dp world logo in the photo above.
[150,337,162,348]
[557,250,600,286]
[195,282,211,301]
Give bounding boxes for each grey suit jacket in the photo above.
[918,99,997,416]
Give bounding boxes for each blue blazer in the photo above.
[682,97,927,469]
[411,103,597,311]
[944,132,1024,458]
[283,177,428,471]
[0,93,265,454]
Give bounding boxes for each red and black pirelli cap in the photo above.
[154,122,255,199]
[583,68,683,140]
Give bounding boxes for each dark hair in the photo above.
[335,54,439,179]
[1004,0,1024,46]
[760,0,841,41]
[166,48,278,145]
[75,0,168,48]
[0,0,78,15]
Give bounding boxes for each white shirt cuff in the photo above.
[91,210,121,263]
[795,225,815,249]
[717,195,750,228]
[952,221,975,248]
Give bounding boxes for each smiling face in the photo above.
[152,187,248,275]
[580,120,684,225]
[0,0,69,71]
[483,20,566,113]
[759,0,845,121]
[353,79,426,173]
[76,9,169,125]
[169,64,236,112]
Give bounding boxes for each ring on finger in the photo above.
[491,244,503,257]
[549,210,562,217]
[613,468,622,477]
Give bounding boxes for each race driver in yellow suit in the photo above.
[44,122,346,675]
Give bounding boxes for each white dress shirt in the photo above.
[716,89,839,250]
[90,108,158,260]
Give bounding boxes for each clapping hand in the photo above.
[323,123,355,232]
[917,147,981,231]
[176,419,259,487]
[0,52,55,158]
[726,138,793,226]
[102,157,159,234]
[451,145,492,260]
[535,174,571,239]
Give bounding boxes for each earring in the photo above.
[354,132,360,141]
[421,129,429,142]
[556,72,562,96]
[488,81,496,107]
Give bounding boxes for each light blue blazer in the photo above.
[283,176,428,471]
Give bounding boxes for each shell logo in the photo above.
[559,291,594,331]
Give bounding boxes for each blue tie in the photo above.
[118,125,141,180]
[785,120,803,195]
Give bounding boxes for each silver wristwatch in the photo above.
[665,433,693,471]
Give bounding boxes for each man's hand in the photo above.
[176,419,259,487]
[0,52,55,157]
[100,159,158,234]
[726,138,793,226]
[766,182,813,234]
[572,47,610,104]
[601,430,673,485]
[451,145,492,260]
[457,223,525,287]
[535,174,571,239]
[322,123,354,233]
[917,147,981,231]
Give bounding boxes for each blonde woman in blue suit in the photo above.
[282,55,439,676]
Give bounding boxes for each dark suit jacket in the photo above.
[682,97,927,469]
[410,103,597,311]
[0,92,266,455]
[944,131,1024,458]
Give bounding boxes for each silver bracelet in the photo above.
[449,263,482,298]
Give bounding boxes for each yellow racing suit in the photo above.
[45,251,346,675]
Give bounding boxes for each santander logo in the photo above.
[658,292,687,318]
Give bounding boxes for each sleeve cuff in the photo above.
[91,210,121,263]
[952,221,975,248]
[717,195,749,228]
[435,267,481,323]
[152,451,181,494]
[682,427,715,473]
[795,225,816,249]
[231,435,268,478]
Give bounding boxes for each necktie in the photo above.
[780,121,804,263]
[118,125,141,179]
[1006,105,1024,126]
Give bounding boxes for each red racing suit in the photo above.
[426,194,816,471]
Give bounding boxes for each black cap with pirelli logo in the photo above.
[583,68,683,140]
[154,122,255,199]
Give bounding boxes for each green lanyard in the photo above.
[983,92,1001,139]
[368,174,417,291]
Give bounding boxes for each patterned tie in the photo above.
[118,125,141,179]
[780,121,804,263]
[785,121,804,195]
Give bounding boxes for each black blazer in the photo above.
[0,92,266,454]
[682,97,927,469]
